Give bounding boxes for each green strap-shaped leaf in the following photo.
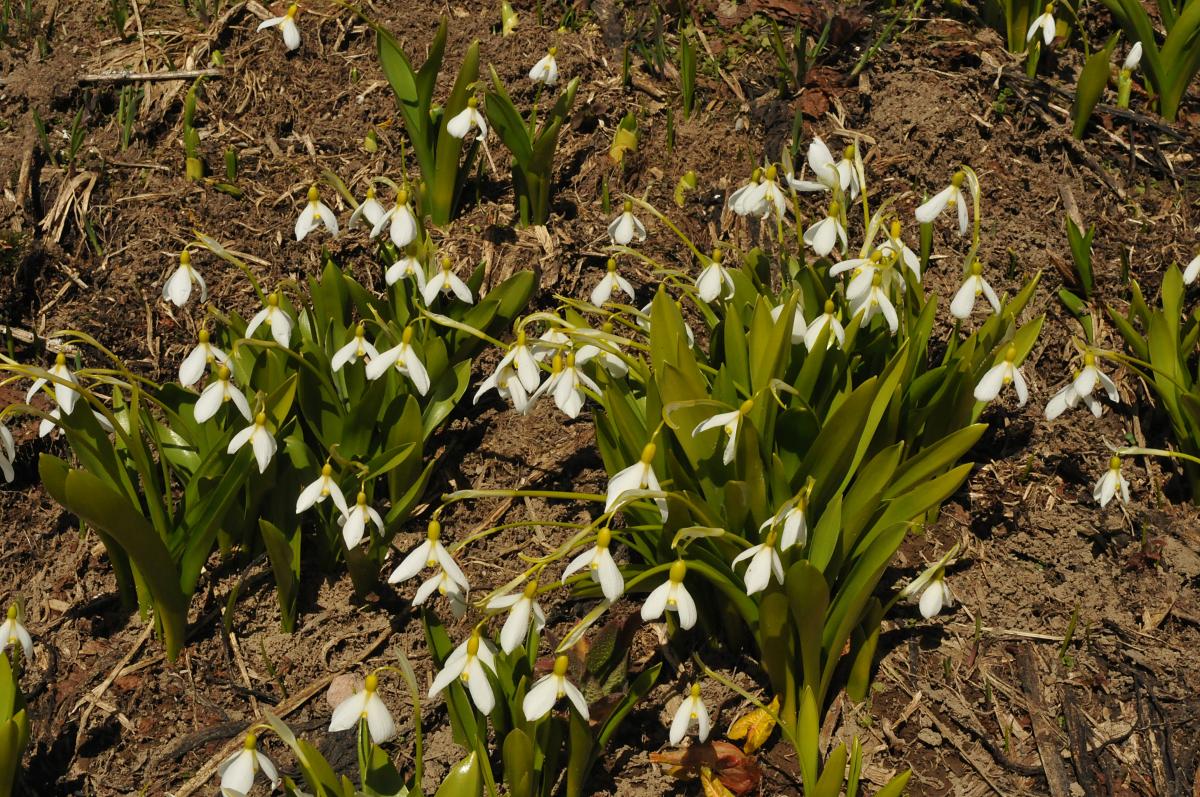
[1072,35,1120,140]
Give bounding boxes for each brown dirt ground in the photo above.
[2,0,1199,794]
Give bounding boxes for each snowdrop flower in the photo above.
[804,299,845,351]
[640,559,696,629]
[531,325,572,362]
[388,520,470,592]
[592,258,635,306]
[162,250,206,308]
[296,463,349,516]
[1094,455,1130,508]
[788,137,843,193]
[488,581,546,654]
[1073,352,1119,404]
[974,345,1028,406]
[696,249,735,303]
[413,567,469,618]
[493,331,541,392]
[218,733,280,797]
[1026,3,1056,46]
[340,491,385,549]
[348,185,387,231]
[608,200,647,246]
[194,366,252,423]
[881,220,921,281]
[916,170,971,236]
[532,352,600,419]
[731,533,784,596]
[562,527,624,602]
[0,423,14,483]
[692,399,753,466]
[834,143,861,201]
[331,324,379,372]
[27,352,80,416]
[329,673,396,743]
[576,324,629,379]
[370,189,419,249]
[523,655,589,721]
[385,255,427,292]
[669,683,710,745]
[761,495,808,550]
[1044,371,1101,420]
[430,630,498,714]
[830,250,882,304]
[803,200,847,258]
[1123,41,1142,72]
[228,413,277,474]
[949,261,1000,320]
[35,407,114,439]
[257,3,300,51]
[727,168,765,216]
[365,326,430,395]
[474,362,532,413]
[850,272,899,334]
[605,442,668,521]
[295,185,339,241]
[752,165,790,222]
[900,546,958,619]
[529,47,558,85]
[0,605,32,661]
[447,97,487,139]
[245,292,294,348]
[770,301,807,345]
[422,257,473,306]
[179,329,230,387]
[1184,253,1200,285]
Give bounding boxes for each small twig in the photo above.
[78,68,225,85]
[1015,644,1073,797]
[73,622,153,752]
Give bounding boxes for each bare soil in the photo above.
[2,0,1199,795]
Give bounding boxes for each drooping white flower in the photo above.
[949,262,1001,320]
[531,352,600,419]
[591,258,635,307]
[218,733,280,797]
[474,362,532,414]
[752,166,790,222]
[1123,41,1143,72]
[296,463,349,516]
[422,257,473,306]
[575,326,629,379]
[0,423,15,483]
[365,326,430,395]
[849,271,900,334]
[770,301,807,345]
[691,399,753,466]
[523,655,589,721]
[974,345,1028,406]
[245,292,294,348]
[880,220,921,281]
[803,201,848,257]
[388,520,470,592]
[194,366,252,423]
[329,673,396,743]
[36,407,114,439]
[562,527,624,602]
[348,185,388,231]
[495,332,542,393]
[916,170,972,236]
[1044,370,1101,420]
[787,137,844,194]
[385,255,427,292]
[605,443,668,521]
[27,352,81,416]
[731,533,784,596]
[331,325,379,372]
[608,200,647,246]
[487,581,546,654]
[446,97,488,139]
[834,143,861,201]
[1094,455,1131,508]
[256,3,300,50]
[640,559,696,629]
[1026,3,1056,45]
[528,47,559,85]
[227,412,277,474]
[339,491,385,549]
[429,630,498,714]
[1184,253,1200,285]
[696,250,735,303]
[0,605,32,661]
[295,185,339,241]
[162,250,207,308]
[760,495,808,550]
[727,169,765,216]
[1072,352,1120,404]
[669,683,711,745]
[412,567,469,618]
[179,328,230,387]
[370,190,419,249]
[900,549,957,619]
[803,299,845,351]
